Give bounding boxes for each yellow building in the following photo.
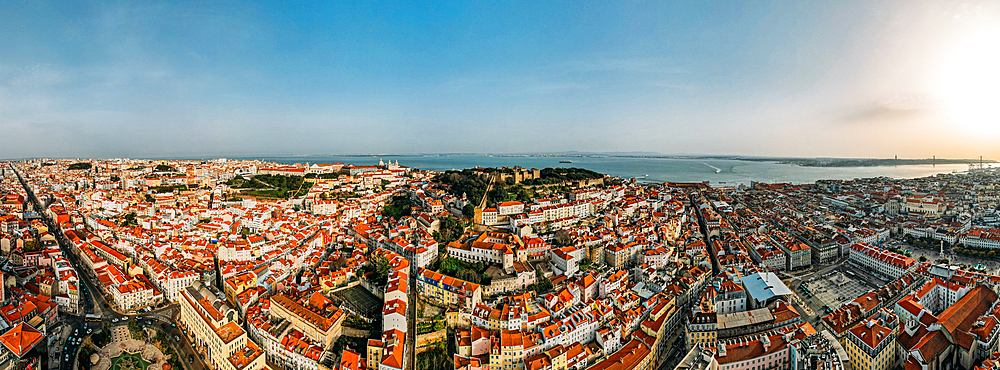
[640,295,676,360]
[223,271,257,306]
[604,244,632,268]
[845,317,898,370]
[417,267,483,311]
[545,345,567,370]
[366,338,383,370]
[686,312,717,349]
[489,330,524,370]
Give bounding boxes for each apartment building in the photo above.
[179,282,265,370]
[270,292,346,348]
[417,268,483,311]
[844,313,898,370]
[848,243,916,281]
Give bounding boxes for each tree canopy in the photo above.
[68,162,92,170]
[432,216,465,246]
[434,257,489,284]
[527,269,553,293]
[435,167,602,206]
[154,164,177,172]
[119,212,139,227]
[361,254,391,286]
[23,239,43,252]
[225,174,311,198]
[521,167,603,185]
[415,340,449,370]
[382,195,412,220]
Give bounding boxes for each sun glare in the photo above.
[938,27,1000,135]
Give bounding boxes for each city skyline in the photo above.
[2,0,999,159]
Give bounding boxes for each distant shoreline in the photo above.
[5,153,994,168]
[269,154,993,169]
[605,155,995,168]
[777,158,993,168]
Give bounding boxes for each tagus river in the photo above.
[248,155,971,186]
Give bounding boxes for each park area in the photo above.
[93,339,169,370]
[224,174,313,199]
[110,352,151,370]
[80,321,182,370]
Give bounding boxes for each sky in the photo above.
[1,0,999,159]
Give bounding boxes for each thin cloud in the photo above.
[837,96,941,125]
[877,95,941,111]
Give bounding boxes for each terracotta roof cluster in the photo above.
[850,242,916,269]
[900,285,999,367]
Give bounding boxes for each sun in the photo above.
[937,27,1000,135]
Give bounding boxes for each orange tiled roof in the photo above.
[0,322,43,358]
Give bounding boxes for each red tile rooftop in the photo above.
[0,322,43,358]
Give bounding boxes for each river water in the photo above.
[246,155,972,186]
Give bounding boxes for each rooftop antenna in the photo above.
[933,155,935,167]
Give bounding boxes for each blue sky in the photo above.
[2,0,999,158]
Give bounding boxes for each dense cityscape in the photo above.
[1,159,1000,370]
[6,0,1000,370]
